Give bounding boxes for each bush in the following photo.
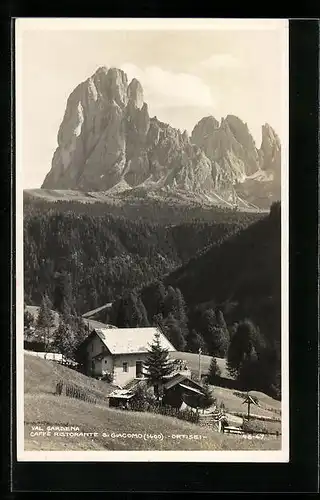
[152,404,200,424]
[197,382,215,409]
[130,385,156,412]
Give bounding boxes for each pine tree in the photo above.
[53,271,74,315]
[149,281,166,318]
[163,286,177,317]
[186,329,206,353]
[137,297,149,326]
[174,287,189,338]
[24,308,34,338]
[200,308,216,353]
[216,310,229,338]
[163,313,186,351]
[227,319,265,382]
[152,312,164,329]
[206,357,222,384]
[52,316,74,361]
[114,291,149,328]
[197,382,215,410]
[210,325,230,358]
[36,294,55,353]
[145,331,175,398]
[238,347,259,390]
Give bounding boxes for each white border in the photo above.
[15,18,289,463]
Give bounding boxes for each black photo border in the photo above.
[2,13,319,495]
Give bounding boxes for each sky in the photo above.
[16,19,288,189]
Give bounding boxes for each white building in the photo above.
[79,327,176,387]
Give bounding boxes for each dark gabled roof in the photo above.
[179,383,204,395]
[242,394,259,406]
[163,373,203,391]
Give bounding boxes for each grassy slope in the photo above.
[169,351,229,379]
[25,354,114,402]
[24,394,278,451]
[212,386,281,420]
[24,354,280,451]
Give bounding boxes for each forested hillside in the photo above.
[23,199,260,313]
[107,202,281,398]
[23,197,280,397]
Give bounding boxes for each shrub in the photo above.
[154,404,199,424]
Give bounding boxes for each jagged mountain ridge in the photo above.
[42,66,281,208]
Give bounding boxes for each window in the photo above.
[105,359,107,364]
[136,361,143,378]
[122,362,128,373]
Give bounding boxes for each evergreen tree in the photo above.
[163,285,177,317]
[238,346,259,390]
[228,322,239,340]
[53,271,75,315]
[201,309,230,357]
[216,310,229,338]
[206,357,222,384]
[24,308,34,337]
[52,316,74,361]
[145,331,175,398]
[174,287,189,338]
[36,294,55,352]
[152,312,164,329]
[52,314,88,362]
[137,297,150,326]
[186,329,206,353]
[210,325,230,358]
[227,319,265,382]
[200,308,216,353]
[144,281,166,320]
[163,313,186,351]
[197,382,215,410]
[114,291,149,328]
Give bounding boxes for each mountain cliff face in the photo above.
[42,66,281,209]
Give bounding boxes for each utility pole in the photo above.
[198,348,202,381]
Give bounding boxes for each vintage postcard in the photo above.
[15,18,289,462]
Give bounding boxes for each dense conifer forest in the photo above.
[23,198,260,312]
[23,197,280,397]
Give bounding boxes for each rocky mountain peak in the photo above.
[41,66,281,209]
[259,123,281,174]
[261,123,280,150]
[127,78,144,109]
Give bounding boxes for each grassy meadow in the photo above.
[24,354,281,451]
